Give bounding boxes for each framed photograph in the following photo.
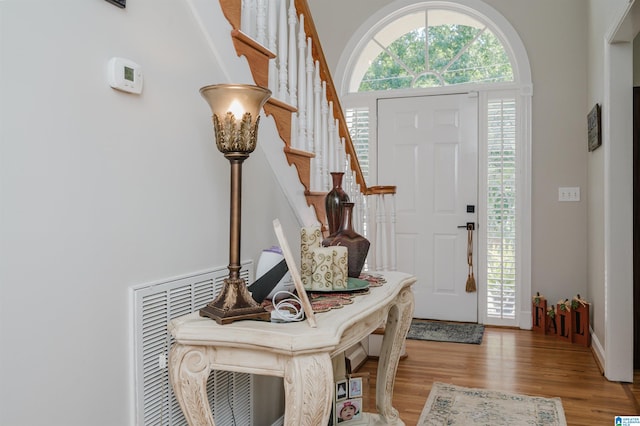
[335,398,362,424]
[104,0,126,8]
[335,379,348,401]
[588,103,602,152]
[348,377,363,398]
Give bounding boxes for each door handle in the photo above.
[457,222,475,230]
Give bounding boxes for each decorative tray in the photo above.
[307,277,370,293]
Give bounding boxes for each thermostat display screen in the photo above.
[124,66,134,82]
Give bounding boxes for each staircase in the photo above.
[219,0,397,271]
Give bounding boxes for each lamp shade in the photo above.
[200,84,271,155]
[200,84,271,120]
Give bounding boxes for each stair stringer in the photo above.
[185,0,320,228]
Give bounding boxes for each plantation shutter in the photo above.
[486,98,517,319]
[346,107,370,181]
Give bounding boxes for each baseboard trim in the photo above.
[590,326,605,375]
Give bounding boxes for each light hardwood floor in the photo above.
[357,326,640,426]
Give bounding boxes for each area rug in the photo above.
[417,382,567,426]
[407,320,484,344]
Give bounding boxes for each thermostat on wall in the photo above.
[108,57,143,94]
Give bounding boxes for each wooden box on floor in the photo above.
[571,302,591,347]
[545,307,557,336]
[556,303,572,343]
[531,296,547,334]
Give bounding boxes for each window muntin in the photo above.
[350,9,513,92]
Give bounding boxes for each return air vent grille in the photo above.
[133,262,253,425]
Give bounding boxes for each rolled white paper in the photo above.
[331,246,348,290]
[300,226,322,290]
[311,247,333,291]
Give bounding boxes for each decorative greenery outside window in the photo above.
[348,9,513,93]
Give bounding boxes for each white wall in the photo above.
[0,0,294,424]
[309,0,589,307]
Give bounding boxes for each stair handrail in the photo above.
[292,0,368,194]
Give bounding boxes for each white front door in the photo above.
[378,93,478,322]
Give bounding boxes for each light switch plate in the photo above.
[558,187,580,202]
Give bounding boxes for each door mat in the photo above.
[418,382,567,425]
[407,320,484,344]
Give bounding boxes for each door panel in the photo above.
[378,94,478,322]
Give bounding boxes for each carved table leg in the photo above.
[376,286,415,424]
[169,344,216,426]
[283,353,334,426]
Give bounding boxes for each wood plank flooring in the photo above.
[357,326,640,426]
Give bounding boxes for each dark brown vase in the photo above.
[323,202,370,278]
[325,172,350,236]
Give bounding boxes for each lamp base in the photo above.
[199,277,271,325]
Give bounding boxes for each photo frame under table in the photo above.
[335,398,362,424]
[348,377,363,398]
[335,379,348,402]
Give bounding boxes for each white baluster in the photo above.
[342,145,347,177]
[306,38,314,153]
[278,0,288,101]
[375,194,387,271]
[297,15,307,151]
[313,61,322,191]
[333,118,344,170]
[256,0,267,45]
[348,170,356,202]
[268,0,278,95]
[241,0,253,36]
[360,190,366,236]
[365,194,376,271]
[389,193,397,270]
[328,105,336,173]
[354,185,362,233]
[337,123,343,175]
[321,82,329,190]
[350,170,357,199]
[288,0,297,107]
[344,154,352,197]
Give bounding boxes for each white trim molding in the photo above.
[334,0,532,328]
[602,24,634,382]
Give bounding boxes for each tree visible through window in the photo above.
[349,9,513,92]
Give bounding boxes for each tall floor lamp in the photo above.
[199,84,272,325]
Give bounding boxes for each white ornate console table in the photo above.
[168,271,415,426]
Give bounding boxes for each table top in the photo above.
[169,271,416,355]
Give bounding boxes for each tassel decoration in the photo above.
[465,226,476,293]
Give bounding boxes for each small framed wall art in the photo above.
[587,103,602,152]
[105,0,126,8]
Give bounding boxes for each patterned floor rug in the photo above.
[418,382,567,426]
[407,320,484,344]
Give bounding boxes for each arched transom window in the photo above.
[348,8,514,92]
